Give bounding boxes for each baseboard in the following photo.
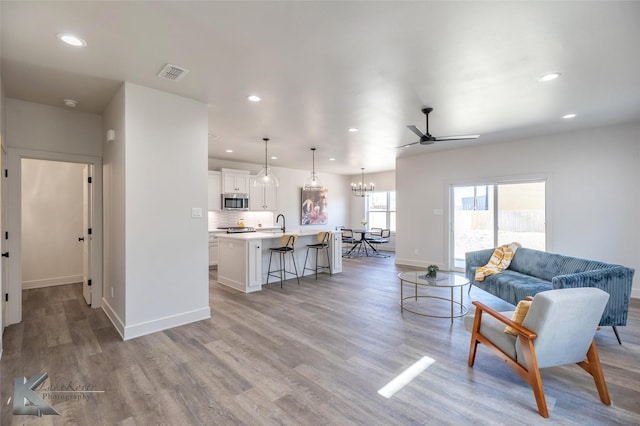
[101,298,125,340]
[394,258,446,270]
[22,275,83,290]
[122,306,211,341]
[632,287,640,300]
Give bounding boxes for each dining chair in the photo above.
[464,287,611,418]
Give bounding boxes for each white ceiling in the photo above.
[2,1,640,175]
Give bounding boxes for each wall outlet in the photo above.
[433,209,444,215]
[414,249,419,255]
[191,207,203,218]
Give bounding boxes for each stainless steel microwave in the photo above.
[222,193,249,210]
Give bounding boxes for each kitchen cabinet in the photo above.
[249,176,278,211]
[221,168,250,194]
[208,171,221,211]
[209,232,220,266]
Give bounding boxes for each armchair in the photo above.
[464,287,611,418]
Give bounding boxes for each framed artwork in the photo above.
[301,188,328,225]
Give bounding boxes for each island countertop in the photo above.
[217,229,335,240]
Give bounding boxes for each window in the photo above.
[451,180,546,270]
[367,191,396,231]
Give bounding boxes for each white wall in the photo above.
[103,83,210,339]
[396,122,640,296]
[102,85,126,324]
[208,158,351,231]
[5,99,102,157]
[21,159,83,288]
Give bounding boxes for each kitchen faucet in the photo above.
[276,214,286,233]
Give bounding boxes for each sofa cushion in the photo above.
[508,248,612,281]
[477,270,553,306]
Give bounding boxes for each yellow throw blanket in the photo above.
[474,242,522,281]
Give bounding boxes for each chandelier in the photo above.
[303,148,324,190]
[254,137,279,187]
[351,168,375,197]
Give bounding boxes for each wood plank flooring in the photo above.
[1,256,639,425]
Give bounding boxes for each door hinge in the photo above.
[5,293,8,302]
[88,228,92,235]
[88,176,92,184]
[4,169,7,178]
[1,252,9,258]
[88,279,92,287]
[5,231,8,240]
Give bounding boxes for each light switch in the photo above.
[433,209,444,215]
[191,207,203,218]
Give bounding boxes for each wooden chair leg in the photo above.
[577,340,611,405]
[518,335,549,418]
[467,310,482,367]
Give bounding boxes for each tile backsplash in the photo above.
[208,211,275,230]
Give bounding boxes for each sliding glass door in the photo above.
[451,180,545,270]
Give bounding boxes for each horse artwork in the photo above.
[301,188,328,225]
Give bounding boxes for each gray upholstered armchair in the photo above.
[464,287,611,418]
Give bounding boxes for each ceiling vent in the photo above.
[157,63,189,82]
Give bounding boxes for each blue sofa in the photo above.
[465,247,634,342]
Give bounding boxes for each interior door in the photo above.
[82,164,92,305]
[1,145,7,329]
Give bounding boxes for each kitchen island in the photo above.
[217,230,343,293]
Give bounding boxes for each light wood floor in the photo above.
[2,255,639,425]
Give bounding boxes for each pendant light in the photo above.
[303,148,324,190]
[254,137,279,187]
[351,168,375,197]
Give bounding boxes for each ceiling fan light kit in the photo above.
[399,107,480,149]
[255,137,279,187]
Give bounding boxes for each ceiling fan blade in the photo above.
[434,134,480,141]
[395,141,420,149]
[406,125,425,138]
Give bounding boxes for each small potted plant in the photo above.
[426,264,439,278]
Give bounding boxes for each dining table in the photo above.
[344,229,381,257]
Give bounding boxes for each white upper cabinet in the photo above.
[221,168,250,194]
[208,171,221,211]
[249,176,278,211]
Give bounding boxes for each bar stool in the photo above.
[267,234,300,288]
[303,231,332,279]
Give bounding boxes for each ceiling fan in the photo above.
[399,107,480,148]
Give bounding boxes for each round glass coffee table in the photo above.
[398,271,469,323]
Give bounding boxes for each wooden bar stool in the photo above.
[303,231,332,279]
[267,234,300,288]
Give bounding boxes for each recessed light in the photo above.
[247,95,261,102]
[225,149,233,153]
[348,128,359,132]
[562,113,577,119]
[271,156,278,160]
[57,33,86,47]
[63,99,78,108]
[329,158,336,161]
[539,72,561,82]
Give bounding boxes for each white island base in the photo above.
[217,230,342,293]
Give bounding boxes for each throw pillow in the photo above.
[504,300,532,336]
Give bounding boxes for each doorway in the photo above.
[21,159,90,301]
[5,148,103,326]
[450,180,547,271]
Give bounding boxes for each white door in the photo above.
[1,145,7,329]
[82,165,92,305]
